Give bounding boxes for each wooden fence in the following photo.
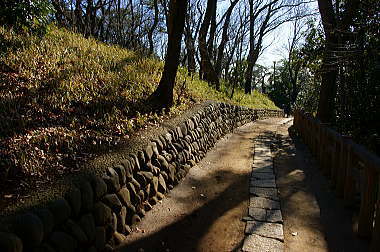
[293,110,380,251]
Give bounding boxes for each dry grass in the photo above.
[0,25,278,183]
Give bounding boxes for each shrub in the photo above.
[0,0,52,34]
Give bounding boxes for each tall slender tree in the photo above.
[316,0,360,122]
[316,0,338,122]
[148,0,159,55]
[198,0,220,90]
[244,0,273,94]
[215,0,240,78]
[148,0,188,109]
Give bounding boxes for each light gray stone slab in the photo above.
[245,221,284,241]
[255,144,270,148]
[242,234,284,252]
[251,172,275,180]
[252,162,273,168]
[255,148,271,152]
[243,142,284,251]
[247,207,266,222]
[255,152,270,156]
[249,187,279,201]
[242,216,255,222]
[253,162,273,168]
[256,141,271,145]
[251,166,274,174]
[249,197,280,209]
[253,157,273,166]
[255,145,270,148]
[248,208,283,223]
[254,147,271,151]
[254,156,272,161]
[250,179,276,188]
[254,157,272,163]
[254,149,270,153]
[266,209,283,223]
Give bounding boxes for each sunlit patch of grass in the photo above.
[0,25,279,181]
[187,76,277,109]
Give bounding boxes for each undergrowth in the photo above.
[0,25,278,184]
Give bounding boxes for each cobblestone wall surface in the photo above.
[0,103,283,252]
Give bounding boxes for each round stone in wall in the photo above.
[0,232,23,252]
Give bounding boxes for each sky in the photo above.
[159,1,320,68]
[256,1,320,67]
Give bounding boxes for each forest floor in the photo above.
[115,118,369,252]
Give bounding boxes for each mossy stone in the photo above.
[80,181,94,212]
[49,198,71,225]
[93,202,112,226]
[79,214,96,242]
[102,194,122,213]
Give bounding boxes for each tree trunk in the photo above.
[198,0,220,90]
[244,0,255,94]
[207,0,217,61]
[159,0,169,30]
[291,68,299,103]
[148,0,159,55]
[148,0,188,109]
[75,0,83,33]
[129,0,135,48]
[52,0,64,25]
[215,0,239,78]
[184,6,196,75]
[84,0,93,37]
[316,0,359,122]
[316,0,338,123]
[244,1,272,94]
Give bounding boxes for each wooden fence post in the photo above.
[314,122,321,160]
[358,166,376,237]
[324,132,334,177]
[343,143,355,206]
[370,175,380,251]
[319,124,329,172]
[336,137,349,197]
[295,110,380,247]
[331,135,341,188]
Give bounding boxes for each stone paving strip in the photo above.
[242,136,284,252]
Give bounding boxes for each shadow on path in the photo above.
[116,169,250,252]
[273,123,369,252]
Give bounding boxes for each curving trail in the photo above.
[116,118,367,252]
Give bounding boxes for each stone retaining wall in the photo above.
[0,103,283,252]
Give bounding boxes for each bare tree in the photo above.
[148,0,159,55]
[198,0,220,90]
[286,17,304,105]
[148,0,188,109]
[184,0,203,75]
[245,0,273,94]
[243,0,314,94]
[224,5,249,80]
[316,0,360,122]
[215,0,240,78]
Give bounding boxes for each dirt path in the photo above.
[116,118,368,252]
[116,118,283,252]
[273,119,369,252]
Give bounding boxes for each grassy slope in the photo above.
[0,26,278,182]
